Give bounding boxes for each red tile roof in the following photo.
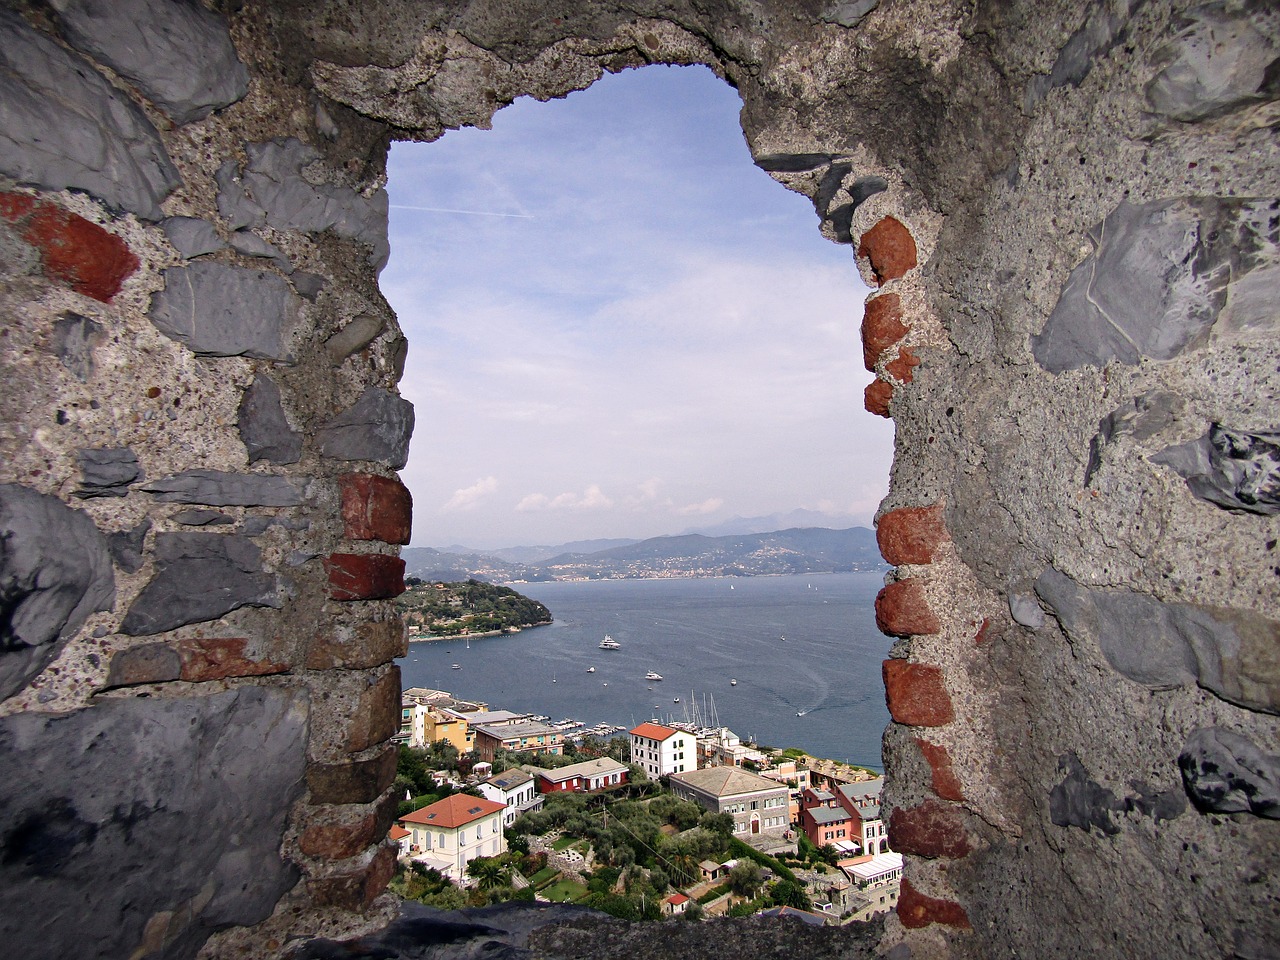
[388,825,410,840]
[666,893,690,905]
[630,721,678,741]
[398,794,505,829]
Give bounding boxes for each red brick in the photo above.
[877,504,949,566]
[340,473,412,545]
[326,553,405,601]
[915,738,964,801]
[890,799,972,858]
[974,618,994,644]
[897,879,972,930]
[175,638,289,681]
[308,746,398,804]
[307,843,397,911]
[882,660,955,727]
[0,192,138,302]
[875,579,940,637]
[306,618,408,670]
[865,378,893,418]
[885,345,920,384]
[346,667,402,752]
[857,216,918,285]
[861,293,907,371]
[299,794,399,860]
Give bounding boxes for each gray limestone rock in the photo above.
[74,447,143,498]
[0,10,181,220]
[1179,727,1280,818]
[141,469,302,507]
[50,312,103,382]
[325,313,385,365]
[1124,780,1187,823]
[754,153,835,173]
[108,519,151,574]
[148,262,300,361]
[0,686,307,959]
[1031,198,1280,373]
[291,271,327,301]
[317,387,415,470]
[1049,753,1122,835]
[216,138,390,270]
[821,1,879,29]
[120,532,282,636]
[815,162,853,217]
[162,217,226,259]
[1153,424,1280,516]
[238,374,303,465]
[1146,4,1279,122]
[172,509,233,526]
[0,483,115,701]
[229,229,291,271]
[51,0,249,125]
[1035,567,1280,714]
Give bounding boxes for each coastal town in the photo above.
[390,684,901,925]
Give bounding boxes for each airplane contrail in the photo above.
[389,204,534,219]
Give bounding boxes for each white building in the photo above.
[629,721,697,779]
[477,768,542,827]
[397,794,507,884]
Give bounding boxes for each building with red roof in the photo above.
[396,794,507,883]
[629,721,696,779]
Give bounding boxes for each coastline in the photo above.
[406,619,553,644]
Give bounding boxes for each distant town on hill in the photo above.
[402,526,886,583]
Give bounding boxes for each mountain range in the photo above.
[402,525,885,583]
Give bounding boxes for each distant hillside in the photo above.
[403,527,884,583]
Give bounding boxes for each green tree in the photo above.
[769,879,812,910]
[699,812,735,837]
[466,856,511,890]
[726,861,764,898]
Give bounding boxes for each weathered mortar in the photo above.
[0,2,1275,959]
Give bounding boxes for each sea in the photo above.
[396,571,892,771]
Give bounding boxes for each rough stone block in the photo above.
[0,483,115,702]
[877,503,948,566]
[345,668,403,753]
[216,138,389,269]
[148,262,300,361]
[107,518,151,574]
[882,660,955,727]
[0,192,139,301]
[861,293,908,371]
[141,469,303,507]
[307,844,397,911]
[325,554,406,602]
[889,799,973,858]
[1024,1,1135,108]
[865,378,893,418]
[875,579,941,637]
[885,346,920,384]
[897,879,972,930]
[1154,423,1280,516]
[0,686,307,959]
[51,311,103,381]
[307,619,408,671]
[307,746,398,805]
[1035,567,1280,714]
[74,447,142,498]
[162,216,226,258]
[51,0,248,125]
[915,738,964,801]
[753,153,835,172]
[821,1,880,28]
[326,313,386,365]
[120,532,281,636]
[237,374,303,465]
[106,642,181,688]
[317,388,415,470]
[1179,727,1280,819]
[857,216,917,284]
[0,11,181,220]
[1031,198,1280,372]
[172,509,233,526]
[1049,753,1122,835]
[1145,5,1278,121]
[340,473,412,544]
[299,794,399,861]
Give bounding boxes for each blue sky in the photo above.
[383,65,893,549]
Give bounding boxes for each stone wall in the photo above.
[0,2,1275,959]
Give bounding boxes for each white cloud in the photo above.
[442,476,498,511]
[517,484,615,512]
[675,497,725,516]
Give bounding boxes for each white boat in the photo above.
[451,663,461,670]
[586,666,596,673]
[673,697,680,703]
[645,671,663,681]
[730,679,738,686]
[599,635,621,650]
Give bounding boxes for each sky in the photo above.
[383,64,894,550]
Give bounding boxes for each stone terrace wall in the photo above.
[0,2,1275,959]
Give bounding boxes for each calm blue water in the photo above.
[396,572,891,770]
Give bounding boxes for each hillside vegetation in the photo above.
[397,579,552,636]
